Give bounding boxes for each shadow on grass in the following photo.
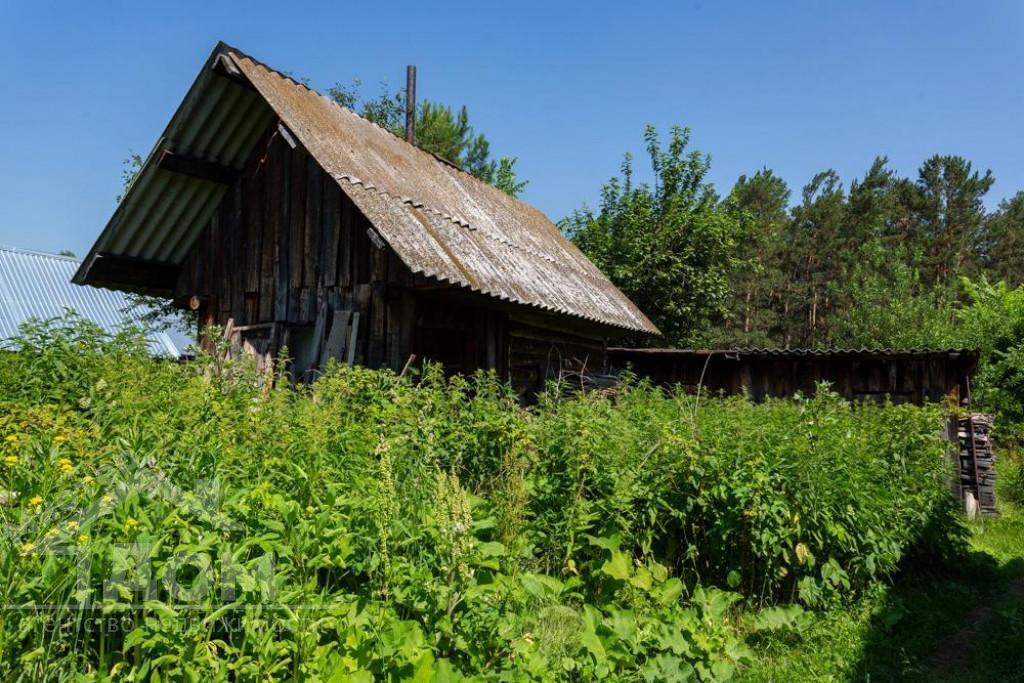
[852,531,1024,682]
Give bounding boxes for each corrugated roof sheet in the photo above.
[610,347,978,358]
[75,42,658,335]
[1,246,188,357]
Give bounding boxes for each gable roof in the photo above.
[74,42,659,335]
[1,246,188,357]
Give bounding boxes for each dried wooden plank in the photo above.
[347,312,360,365]
[399,291,416,367]
[303,157,321,289]
[204,213,218,298]
[386,297,401,370]
[219,224,231,319]
[320,309,352,364]
[258,153,275,322]
[288,147,306,292]
[339,193,354,287]
[228,182,244,321]
[321,182,341,286]
[299,287,315,323]
[273,140,291,321]
[353,208,369,284]
[958,413,998,517]
[310,301,329,365]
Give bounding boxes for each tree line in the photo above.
[566,125,1024,350]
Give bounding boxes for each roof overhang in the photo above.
[74,42,276,295]
[609,347,980,362]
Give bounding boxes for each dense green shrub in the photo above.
[0,318,963,681]
[956,278,1024,438]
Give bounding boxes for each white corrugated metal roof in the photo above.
[0,246,189,357]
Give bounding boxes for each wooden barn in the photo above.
[608,347,978,406]
[74,43,659,392]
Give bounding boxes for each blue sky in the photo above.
[1,1,1022,256]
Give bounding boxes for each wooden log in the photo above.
[158,149,239,185]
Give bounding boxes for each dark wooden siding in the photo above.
[175,129,415,373]
[173,125,614,393]
[609,349,977,406]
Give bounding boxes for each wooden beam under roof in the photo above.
[210,52,256,91]
[157,149,240,185]
[85,253,180,294]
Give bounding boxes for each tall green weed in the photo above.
[0,317,964,681]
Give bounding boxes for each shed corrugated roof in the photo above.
[1,246,188,357]
[75,42,659,335]
[610,347,977,359]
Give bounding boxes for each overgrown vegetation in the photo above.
[741,458,1024,683]
[0,317,965,681]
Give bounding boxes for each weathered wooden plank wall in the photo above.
[173,124,612,393]
[175,128,415,374]
[607,349,976,406]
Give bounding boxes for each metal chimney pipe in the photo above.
[405,65,416,144]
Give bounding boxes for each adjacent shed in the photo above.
[74,42,658,391]
[609,347,978,406]
[0,246,187,357]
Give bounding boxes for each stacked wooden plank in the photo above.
[957,414,998,517]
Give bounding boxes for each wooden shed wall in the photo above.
[172,127,612,392]
[608,351,976,406]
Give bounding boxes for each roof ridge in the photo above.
[222,47,536,215]
[223,46,446,166]
[0,245,81,262]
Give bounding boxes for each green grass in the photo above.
[741,469,1024,683]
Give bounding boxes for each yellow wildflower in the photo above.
[54,435,66,444]
[3,455,17,466]
[795,542,810,566]
[58,457,73,474]
[5,435,17,444]
[77,534,89,544]
[45,527,60,540]
[83,475,94,485]
[19,542,35,556]
[101,495,113,506]
[29,495,43,508]
[124,517,139,531]
[66,521,79,532]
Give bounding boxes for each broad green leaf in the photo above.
[601,550,632,581]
